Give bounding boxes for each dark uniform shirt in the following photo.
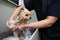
[24,0,60,40]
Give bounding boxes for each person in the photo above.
[7,0,60,40]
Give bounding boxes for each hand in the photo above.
[6,19,15,29]
[16,24,28,29]
[19,4,25,9]
[6,19,11,28]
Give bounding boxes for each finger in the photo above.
[6,21,10,27]
[12,25,16,30]
[13,27,18,31]
[8,21,11,26]
[17,25,23,29]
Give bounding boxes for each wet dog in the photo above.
[9,8,32,38]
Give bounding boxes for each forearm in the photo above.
[26,19,52,28]
[10,7,20,19]
[26,16,58,28]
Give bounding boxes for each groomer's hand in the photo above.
[6,20,10,27]
[16,24,28,29]
[6,19,13,29]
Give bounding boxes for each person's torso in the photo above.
[32,0,60,40]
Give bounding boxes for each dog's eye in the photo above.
[25,14,28,16]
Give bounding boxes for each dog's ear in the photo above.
[18,8,24,15]
[20,8,24,12]
[21,8,24,10]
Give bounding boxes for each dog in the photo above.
[9,8,32,38]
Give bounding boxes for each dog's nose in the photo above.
[30,17,32,19]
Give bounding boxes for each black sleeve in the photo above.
[48,0,60,17]
[24,0,34,11]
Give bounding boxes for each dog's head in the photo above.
[19,8,32,20]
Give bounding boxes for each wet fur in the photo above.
[11,8,32,38]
